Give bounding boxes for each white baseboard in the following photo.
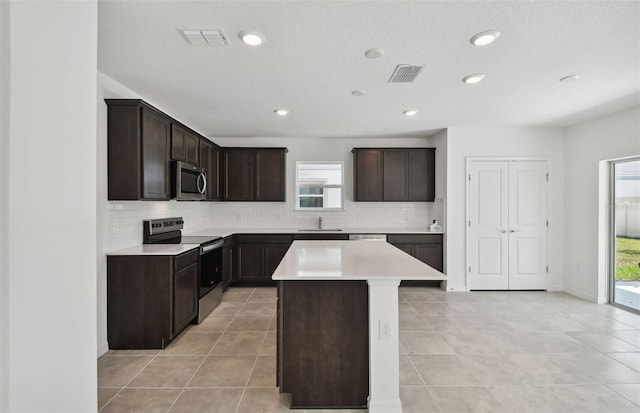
[548,284,564,292]
[563,286,599,303]
[446,284,468,292]
[97,342,109,358]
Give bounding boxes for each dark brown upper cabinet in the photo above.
[223,148,287,201]
[106,99,171,200]
[352,148,435,202]
[199,139,221,201]
[171,123,200,166]
[353,149,383,201]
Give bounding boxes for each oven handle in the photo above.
[201,240,224,254]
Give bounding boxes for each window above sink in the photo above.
[295,161,344,211]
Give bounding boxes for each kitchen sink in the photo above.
[297,228,343,232]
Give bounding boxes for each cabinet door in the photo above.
[383,150,408,201]
[256,150,285,201]
[224,150,254,201]
[264,244,290,278]
[408,149,435,201]
[237,244,264,281]
[393,244,415,257]
[173,262,198,337]
[171,124,199,166]
[141,108,171,200]
[200,140,221,200]
[354,150,383,201]
[414,244,443,271]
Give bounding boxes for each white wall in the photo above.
[2,1,98,412]
[0,1,9,410]
[427,129,448,273]
[564,106,640,303]
[445,127,565,292]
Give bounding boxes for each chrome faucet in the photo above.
[318,216,323,229]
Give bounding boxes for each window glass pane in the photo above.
[296,162,343,210]
[300,197,324,208]
[300,187,324,195]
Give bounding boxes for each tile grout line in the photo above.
[403,299,443,413]
[99,350,163,412]
[164,287,257,413]
[233,298,275,413]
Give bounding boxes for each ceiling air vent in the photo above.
[388,64,424,83]
[177,28,229,46]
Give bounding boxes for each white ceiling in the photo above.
[98,1,640,139]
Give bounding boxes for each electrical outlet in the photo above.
[379,320,391,340]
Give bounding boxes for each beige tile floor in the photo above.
[98,286,640,413]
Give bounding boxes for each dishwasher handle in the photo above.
[201,239,224,254]
[348,234,387,241]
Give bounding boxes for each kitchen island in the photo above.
[273,240,446,413]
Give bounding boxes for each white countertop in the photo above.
[107,228,443,256]
[107,244,199,256]
[272,240,446,281]
[185,227,444,238]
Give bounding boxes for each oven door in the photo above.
[174,161,206,200]
[199,239,223,297]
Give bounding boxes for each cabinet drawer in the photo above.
[174,249,199,271]
[387,234,442,244]
[236,234,293,244]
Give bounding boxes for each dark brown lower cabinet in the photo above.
[278,280,369,409]
[236,235,293,285]
[387,233,443,286]
[107,249,199,349]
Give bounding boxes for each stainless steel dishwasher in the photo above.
[348,234,387,241]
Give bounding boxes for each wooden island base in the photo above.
[277,280,369,409]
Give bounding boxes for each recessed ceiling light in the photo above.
[470,30,500,46]
[559,75,580,83]
[351,90,365,96]
[403,110,418,116]
[274,109,289,116]
[364,48,384,59]
[240,31,265,46]
[462,73,485,84]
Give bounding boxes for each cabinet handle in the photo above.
[509,229,521,233]
[499,229,507,233]
[197,173,207,196]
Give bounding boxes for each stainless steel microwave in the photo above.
[173,161,206,200]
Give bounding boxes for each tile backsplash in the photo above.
[106,199,444,251]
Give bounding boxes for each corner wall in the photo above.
[445,127,565,292]
[563,106,640,302]
[4,1,98,411]
[0,1,10,409]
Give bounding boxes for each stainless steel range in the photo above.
[143,217,223,323]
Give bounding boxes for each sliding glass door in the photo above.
[611,158,640,312]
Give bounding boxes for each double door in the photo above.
[467,160,548,290]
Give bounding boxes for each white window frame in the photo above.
[295,161,344,211]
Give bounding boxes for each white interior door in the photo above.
[508,161,548,289]
[467,160,548,290]
[468,161,509,290]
